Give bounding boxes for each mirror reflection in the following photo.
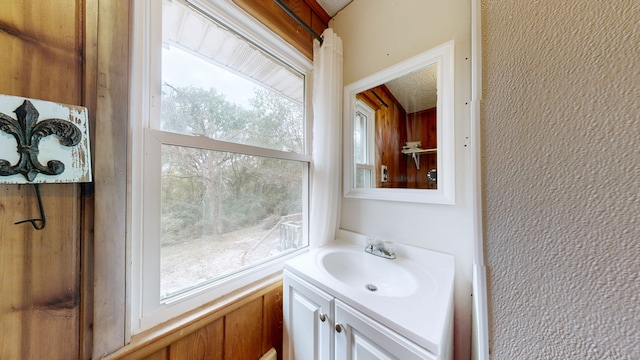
[343,41,454,204]
[352,63,438,189]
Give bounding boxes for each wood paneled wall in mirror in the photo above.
[355,81,438,190]
[406,107,438,190]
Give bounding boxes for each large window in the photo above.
[131,0,312,332]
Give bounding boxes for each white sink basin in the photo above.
[318,249,418,297]
[284,230,454,354]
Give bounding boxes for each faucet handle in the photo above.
[365,236,377,254]
[383,240,394,254]
[366,236,379,249]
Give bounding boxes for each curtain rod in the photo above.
[274,0,323,45]
[372,90,389,108]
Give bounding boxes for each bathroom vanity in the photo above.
[283,230,455,360]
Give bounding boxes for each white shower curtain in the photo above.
[309,28,343,247]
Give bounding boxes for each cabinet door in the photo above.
[334,300,436,360]
[284,271,334,360]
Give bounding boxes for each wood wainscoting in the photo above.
[106,279,283,360]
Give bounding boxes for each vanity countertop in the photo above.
[284,230,455,355]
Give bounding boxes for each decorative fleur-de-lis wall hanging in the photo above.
[0,94,92,230]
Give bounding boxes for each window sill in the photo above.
[103,272,283,360]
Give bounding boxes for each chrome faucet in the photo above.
[364,237,396,259]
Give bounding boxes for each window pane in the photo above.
[161,1,304,153]
[160,144,306,299]
[355,167,372,188]
[354,111,367,164]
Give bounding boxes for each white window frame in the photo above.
[129,0,313,334]
[354,99,376,187]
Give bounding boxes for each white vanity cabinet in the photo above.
[284,270,437,360]
[334,299,436,360]
[284,271,334,360]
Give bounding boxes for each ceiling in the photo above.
[384,64,438,113]
[316,0,353,17]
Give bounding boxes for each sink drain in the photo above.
[365,284,378,292]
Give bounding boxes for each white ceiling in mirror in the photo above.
[385,64,438,113]
[316,0,353,16]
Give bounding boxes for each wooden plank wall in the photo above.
[0,1,89,359]
[106,282,283,360]
[357,88,438,189]
[91,0,129,356]
[406,108,437,189]
[358,86,409,188]
[233,0,329,59]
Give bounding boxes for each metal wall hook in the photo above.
[15,183,46,230]
[0,95,92,231]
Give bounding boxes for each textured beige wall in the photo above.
[482,1,640,358]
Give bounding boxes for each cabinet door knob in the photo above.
[335,323,344,333]
[319,313,327,322]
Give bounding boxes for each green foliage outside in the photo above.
[160,85,304,245]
